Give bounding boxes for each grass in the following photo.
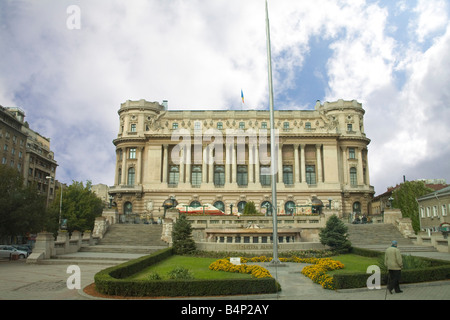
[127,255,252,280]
[328,254,379,275]
[125,253,380,281]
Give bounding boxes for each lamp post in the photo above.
[265,0,281,265]
[45,176,52,209]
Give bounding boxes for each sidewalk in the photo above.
[1,250,450,300]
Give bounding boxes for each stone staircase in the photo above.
[347,223,437,253]
[42,224,168,265]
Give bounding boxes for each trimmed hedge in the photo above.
[94,248,279,297]
[334,247,450,289]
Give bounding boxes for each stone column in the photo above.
[225,144,231,184]
[294,144,300,183]
[202,145,208,183]
[114,149,120,185]
[162,144,168,183]
[136,147,143,184]
[248,144,254,184]
[179,145,185,183]
[121,147,127,185]
[342,147,348,185]
[357,147,364,185]
[255,143,260,184]
[186,145,191,184]
[278,143,283,183]
[208,146,214,184]
[300,144,306,183]
[232,143,237,183]
[316,144,322,184]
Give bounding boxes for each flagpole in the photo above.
[265,0,280,264]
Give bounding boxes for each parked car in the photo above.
[0,245,29,259]
[12,244,32,255]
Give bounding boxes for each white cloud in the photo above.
[0,0,449,192]
[413,0,449,43]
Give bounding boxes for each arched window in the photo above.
[213,201,225,213]
[190,201,201,208]
[285,201,296,215]
[124,201,132,214]
[128,167,135,186]
[237,201,247,213]
[350,167,357,186]
[261,201,273,216]
[353,201,361,214]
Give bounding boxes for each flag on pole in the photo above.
[241,89,244,104]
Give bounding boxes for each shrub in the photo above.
[319,215,351,252]
[167,266,194,280]
[172,214,196,254]
[147,272,162,280]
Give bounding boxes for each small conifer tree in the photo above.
[172,214,196,254]
[319,214,351,252]
[243,201,259,215]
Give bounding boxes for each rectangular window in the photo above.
[283,165,293,185]
[442,204,447,217]
[237,165,247,186]
[172,122,178,130]
[347,123,353,132]
[217,122,223,130]
[349,148,356,159]
[306,165,316,185]
[129,148,136,159]
[191,165,202,186]
[214,165,225,186]
[239,122,245,129]
[283,122,289,131]
[433,206,438,217]
[261,122,267,129]
[260,166,271,186]
[130,123,137,132]
[194,121,201,131]
[350,167,357,186]
[168,166,179,185]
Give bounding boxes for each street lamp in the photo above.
[45,176,52,209]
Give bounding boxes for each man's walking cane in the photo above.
[384,272,390,300]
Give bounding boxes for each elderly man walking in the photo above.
[385,240,403,294]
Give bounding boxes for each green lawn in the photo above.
[126,253,380,280]
[127,255,252,280]
[329,254,379,275]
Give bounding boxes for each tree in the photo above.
[392,181,434,233]
[243,201,260,215]
[47,180,103,234]
[172,214,196,254]
[319,214,351,252]
[0,165,46,242]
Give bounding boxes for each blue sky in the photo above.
[0,0,449,195]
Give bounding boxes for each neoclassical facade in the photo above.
[109,99,374,221]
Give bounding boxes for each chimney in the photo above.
[162,100,168,109]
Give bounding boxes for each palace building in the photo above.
[109,99,374,222]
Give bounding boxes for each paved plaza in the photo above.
[1,250,449,301]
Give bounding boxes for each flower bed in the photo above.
[209,259,272,278]
[209,255,344,290]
